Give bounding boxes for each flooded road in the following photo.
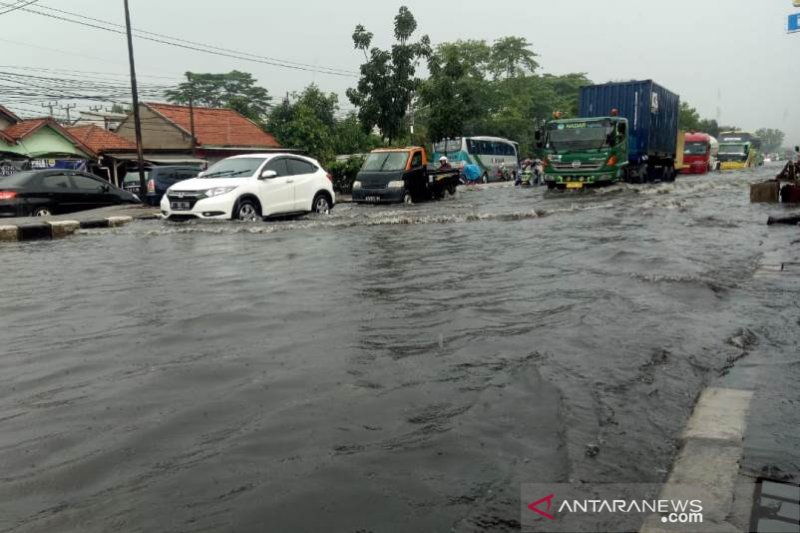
[1,168,798,532]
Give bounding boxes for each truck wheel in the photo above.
[402,191,413,205]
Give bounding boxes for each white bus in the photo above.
[432,136,520,183]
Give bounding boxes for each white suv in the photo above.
[161,154,335,221]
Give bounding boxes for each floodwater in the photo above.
[1,167,798,532]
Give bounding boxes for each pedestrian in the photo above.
[777,146,800,181]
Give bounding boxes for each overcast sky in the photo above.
[2,0,798,143]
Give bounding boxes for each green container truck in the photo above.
[537,80,680,190]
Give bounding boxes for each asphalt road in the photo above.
[0,168,797,532]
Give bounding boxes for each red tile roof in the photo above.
[67,124,136,152]
[3,118,47,140]
[145,103,281,149]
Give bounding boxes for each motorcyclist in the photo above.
[438,156,452,170]
[532,158,544,186]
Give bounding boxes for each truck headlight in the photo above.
[387,180,404,189]
[203,186,237,198]
[352,181,362,190]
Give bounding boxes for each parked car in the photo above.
[161,154,335,222]
[0,170,139,217]
[121,166,201,205]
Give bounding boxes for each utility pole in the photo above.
[188,73,197,157]
[41,101,58,117]
[123,0,147,204]
[59,103,77,125]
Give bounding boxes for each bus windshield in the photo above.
[719,144,748,155]
[433,139,463,154]
[548,121,612,152]
[684,142,709,155]
[361,152,409,172]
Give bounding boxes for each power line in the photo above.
[0,0,37,16]
[33,2,359,77]
[0,1,358,78]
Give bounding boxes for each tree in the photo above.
[413,36,591,156]
[346,6,431,143]
[679,102,702,132]
[267,85,338,164]
[267,85,382,164]
[333,114,383,155]
[165,71,272,125]
[755,128,786,153]
[420,42,492,142]
[489,37,539,80]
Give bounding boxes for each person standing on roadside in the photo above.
[778,146,800,181]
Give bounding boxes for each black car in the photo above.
[122,166,201,206]
[0,170,139,218]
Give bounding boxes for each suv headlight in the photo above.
[387,180,404,189]
[352,181,362,190]
[203,186,237,198]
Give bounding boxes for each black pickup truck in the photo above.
[352,147,460,204]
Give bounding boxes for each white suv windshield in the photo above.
[202,158,266,179]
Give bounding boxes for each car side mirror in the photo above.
[197,171,206,178]
[260,170,277,180]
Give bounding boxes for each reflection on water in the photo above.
[0,169,798,532]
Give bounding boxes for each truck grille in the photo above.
[551,162,603,172]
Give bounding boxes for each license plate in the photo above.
[364,196,381,202]
[171,201,192,210]
[566,182,584,189]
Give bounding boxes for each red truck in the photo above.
[681,132,719,174]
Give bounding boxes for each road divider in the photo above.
[0,215,140,242]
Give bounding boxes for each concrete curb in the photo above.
[0,215,139,242]
[641,388,755,533]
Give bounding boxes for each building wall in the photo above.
[116,106,192,150]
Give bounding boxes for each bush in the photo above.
[328,156,365,193]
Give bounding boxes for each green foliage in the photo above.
[416,38,586,156]
[755,128,786,153]
[165,71,272,125]
[267,86,382,166]
[420,42,491,143]
[679,102,702,131]
[347,6,431,143]
[327,156,365,193]
[489,36,539,80]
[267,85,338,164]
[333,114,384,155]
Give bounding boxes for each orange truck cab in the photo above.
[352,147,460,204]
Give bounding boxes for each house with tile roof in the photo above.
[0,106,96,161]
[115,103,285,165]
[0,105,97,176]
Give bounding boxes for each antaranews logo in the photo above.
[521,484,705,532]
[527,494,556,520]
